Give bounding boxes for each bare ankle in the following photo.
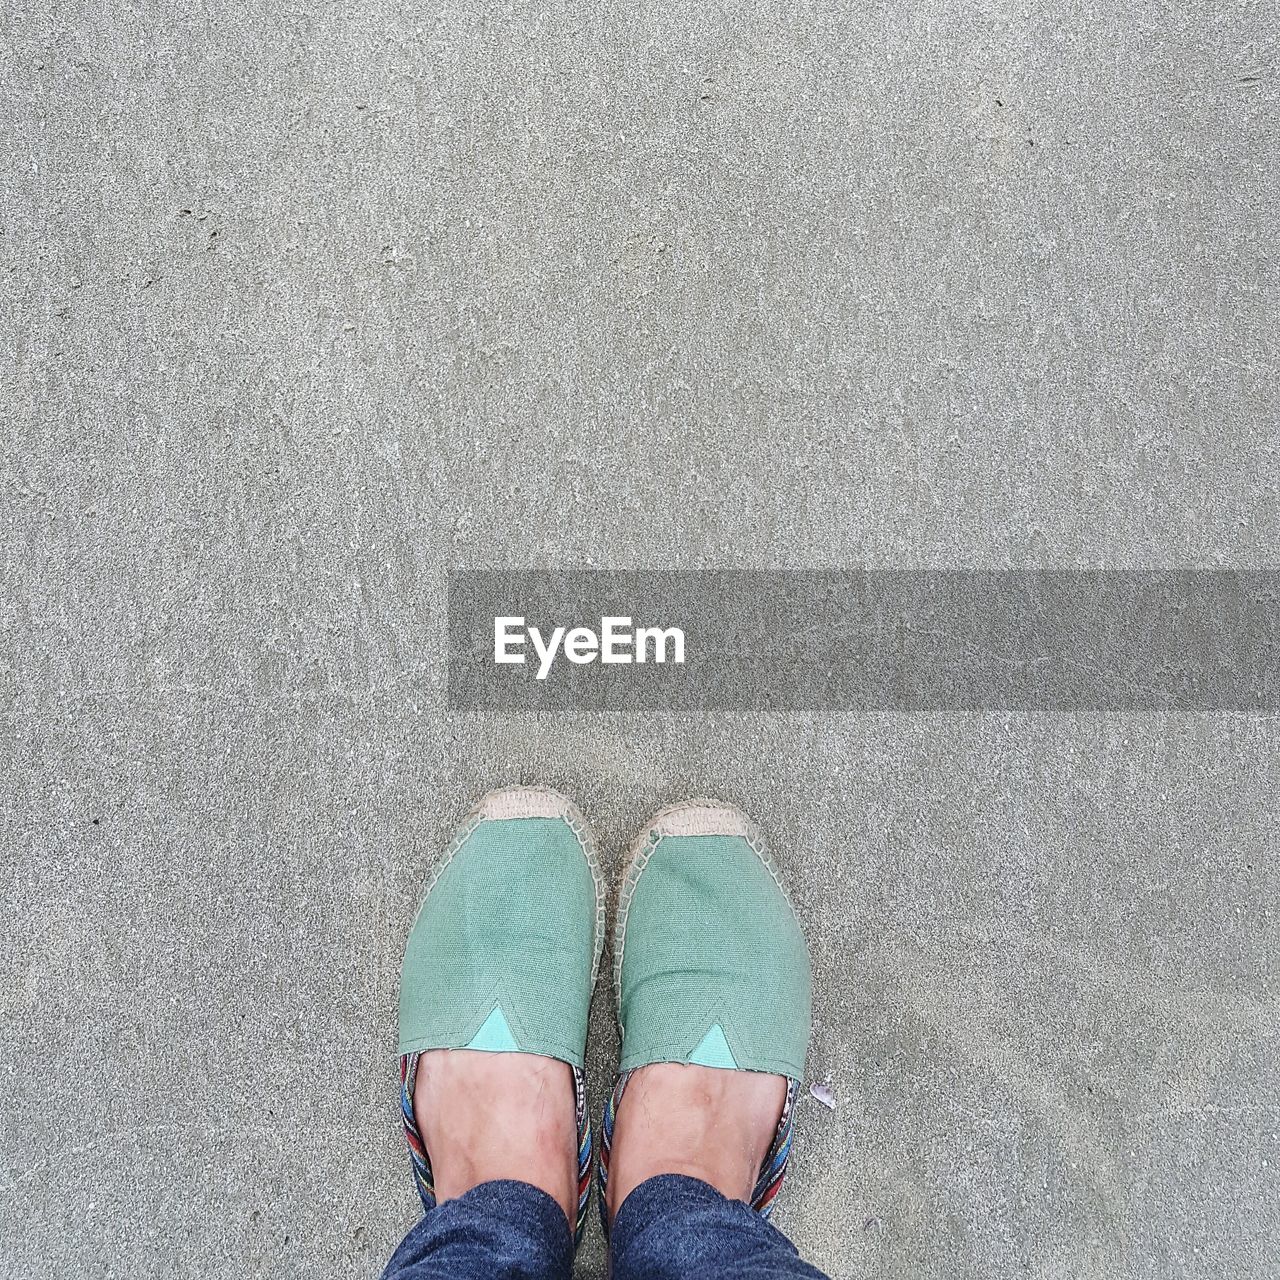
[413,1050,579,1225]
[605,1063,787,1220]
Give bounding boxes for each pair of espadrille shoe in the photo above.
[397,788,812,1246]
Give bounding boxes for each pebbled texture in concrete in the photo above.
[1,1,1277,1277]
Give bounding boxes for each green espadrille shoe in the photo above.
[598,799,812,1223]
[398,786,606,1245]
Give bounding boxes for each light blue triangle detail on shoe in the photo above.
[689,1023,739,1069]
[466,1005,520,1052]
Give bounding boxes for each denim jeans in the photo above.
[382,1174,831,1280]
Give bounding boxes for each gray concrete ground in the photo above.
[2,1,1278,1277]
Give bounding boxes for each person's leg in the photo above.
[381,1049,579,1280]
[604,1062,787,1214]
[611,1174,830,1280]
[382,1179,571,1280]
[410,1050,579,1223]
[602,800,829,1280]
[603,1064,830,1280]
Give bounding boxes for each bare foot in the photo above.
[413,1049,578,1225]
[605,1062,787,1220]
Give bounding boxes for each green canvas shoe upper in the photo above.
[398,787,605,1244]
[613,799,811,1080]
[399,786,605,1064]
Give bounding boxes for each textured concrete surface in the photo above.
[2,1,1278,1278]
